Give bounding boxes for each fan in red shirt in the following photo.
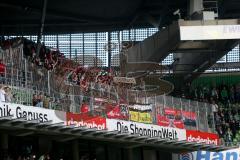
[0,59,6,84]
[80,100,89,113]
[0,59,6,76]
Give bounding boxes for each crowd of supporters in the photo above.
[3,37,239,146]
[0,37,64,71]
[66,66,114,92]
[23,38,64,71]
[181,83,240,145]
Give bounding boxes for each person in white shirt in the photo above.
[211,99,218,116]
[5,86,12,103]
[0,85,6,102]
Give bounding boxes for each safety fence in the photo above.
[0,42,216,134]
[0,68,215,134]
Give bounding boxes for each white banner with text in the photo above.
[0,102,65,123]
[180,25,240,40]
[106,119,186,141]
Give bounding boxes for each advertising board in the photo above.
[66,112,106,130]
[106,104,129,120]
[106,119,186,140]
[129,104,153,124]
[176,148,240,160]
[180,25,240,40]
[0,102,65,123]
[186,130,220,145]
[157,108,196,129]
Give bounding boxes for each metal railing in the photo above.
[0,43,216,135]
[0,68,216,134]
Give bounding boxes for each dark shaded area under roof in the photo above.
[0,0,187,35]
[1,0,240,35]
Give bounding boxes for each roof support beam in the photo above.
[36,0,48,56]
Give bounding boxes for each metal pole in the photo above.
[24,59,27,87]
[163,94,166,109]
[83,33,85,66]
[47,71,50,95]
[180,98,183,112]
[196,101,200,131]
[70,34,72,60]
[56,34,59,49]
[75,49,77,63]
[95,32,98,67]
[107,32,112,69]
[36,0,48,56]
[205,103,208,132]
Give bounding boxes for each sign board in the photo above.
[106,119,186,141]
[0,102,65,123]
[157,108,196,129]
[186,130,220,145]
[175,148,240,160]
[129,104,153,123]
[180,25,240,40]
[66,112,106,130]
[107,104,129,120]
[113,77,136,84]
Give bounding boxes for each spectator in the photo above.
[32,94,38,106]
[221,87,228,104]
[0,59,6,83]
[5,86,12,102]
[0,85,6,102]
[43,94,50,109]
[36,92,44,108]
[80,99,89,113]
[211,87,219,102]
[236,83,240,102]
[211,99,218,116]
[229,86,235,103]
[225,128,233,146]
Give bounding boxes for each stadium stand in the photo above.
[2,0,240,159]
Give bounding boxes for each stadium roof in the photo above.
[1,0,240,35]
[0,0,186,35]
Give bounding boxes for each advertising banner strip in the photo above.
[0,102,66,123]
[66,112,106,130]
[186,130,220,146]
[106,119,187,141]
[176,148,240,160]
[113,77,136,84]
[180,25,240,40]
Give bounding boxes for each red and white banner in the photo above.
[157,115,185,129]
[157,108,197,129]
[66,112,106,130]
[186,130,220,145]
[106,104,129,120]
